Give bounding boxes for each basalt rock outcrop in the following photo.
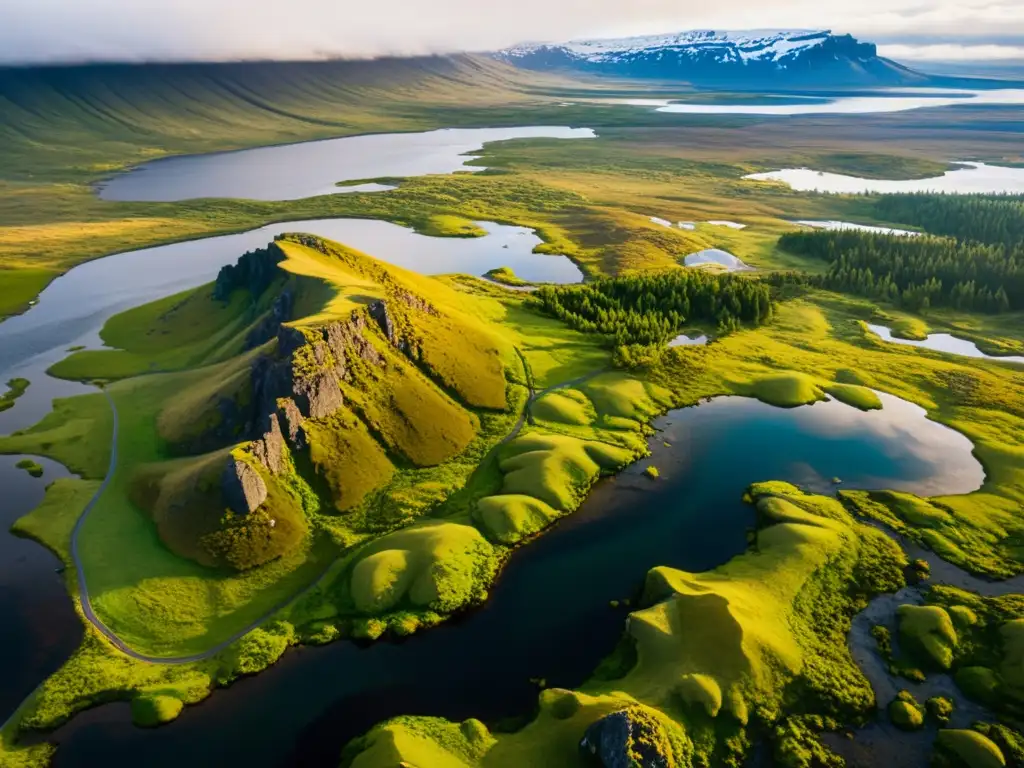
[580,708,677,768]
[213,242,286,302]
[222,459,268,514]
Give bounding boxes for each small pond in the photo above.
[97,127,596,202]
[745,162,1024,195]
[684,248,752,271]
[44,393,982,767]
[621,88,1024,116]
[794,220,920,237]
[668,334,709,347]
[867,324,1024,365]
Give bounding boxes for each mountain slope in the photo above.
[499,29,926,86]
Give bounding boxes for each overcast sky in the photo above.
[0,0,1022,65]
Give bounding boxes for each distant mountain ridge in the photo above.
[498,29,927,86]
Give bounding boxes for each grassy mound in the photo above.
[475,495,561,545]
[343,481,908,767]
[936,730,1006,768]
[420,215,487,238]
[495,433,635,512]
[745,372,827,408]
[484,266,530,287]
[890,315,930,341]
[897,605,959,670]
[348,522,497,615]
[15,458,44,477]
[577,373,674,423]
[132,449,308,570]
[531,389,594,426]
[825,383,883,411]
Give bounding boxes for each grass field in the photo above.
[4,54,1024,768]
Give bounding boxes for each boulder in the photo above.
[222,459,267,514]
[294,369,344,420]
[579,708,672,768]
[245,290,294,350]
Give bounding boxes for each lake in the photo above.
[45,393,982,767]
[96,127,596,202]
[794,220,920,237]
[0,455,83,722]
[745,162,1024,195]
[867,324,1024,366]
[621,88,1024,116]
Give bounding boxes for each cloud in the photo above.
[0,0,1021,65]
[879,43,1024,60]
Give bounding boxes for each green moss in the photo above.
[484,266,530,287]
[824,383,883,411]
[531,390,594,426]
[889,691,925,730]
[745,372,827,409]
[0,377,30,412]
[420,215,487,238]
[927,696,955,725]
[898,605,958,670]
[131,694,184,727]
[15,459,44,478]
[645,465,661,479]
[956,668,1001,705]
[936,730,1006,768]
[475,495,560,545]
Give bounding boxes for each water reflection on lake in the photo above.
[684,248,752,271]
[867,324,1024,366]
[794,220,920,237]
[746,162,1024,195]
[621,88,1024,116]
[97,127,596,202]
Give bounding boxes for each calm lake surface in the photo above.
[623,88,1024,115]
[746,161,1024,195]
[868,323,1024,365]
[794,220,920,237]
[49,393,982,767]
[97,127,596,202]
[0,455,83,721]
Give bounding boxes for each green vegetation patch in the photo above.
[475,495,560,545]
[935,729,1007,768]
[344,481,908,768]
[347,521,498,615]
[824,383,883,411]
[898,604,959,670]
[14,458,44,478]
[484,266,530,287]
[743,371,827,409]
[889,691,925,730]
[0,377,29,412]
[131,694,185,727]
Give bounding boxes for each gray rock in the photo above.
[222,459,267,514]
[579,709,671,768]
[245,290,294,350]
[277,398,307,449]
[294,369,344,420]
[368,300,397,346]
[250,414,286,474]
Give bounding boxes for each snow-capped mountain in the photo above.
[498,30,923,86]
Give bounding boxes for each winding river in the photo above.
[41,393,982,767]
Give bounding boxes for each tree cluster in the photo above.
[875,194,1024,248]
[534,270,773,346]
[778,230,1020,313]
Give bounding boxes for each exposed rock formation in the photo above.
[213,243,286,302]
[368,300,397,346]
[250,413,286,474]
[245,289,293,350]
[222,459,268,514]
[277,398,307,450]
[579,708,674,768]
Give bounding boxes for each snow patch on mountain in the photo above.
[505,29,836,67]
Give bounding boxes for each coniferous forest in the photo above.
[874,193,1024,247]
[779,230,1021,312]
[534,270,774,345]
